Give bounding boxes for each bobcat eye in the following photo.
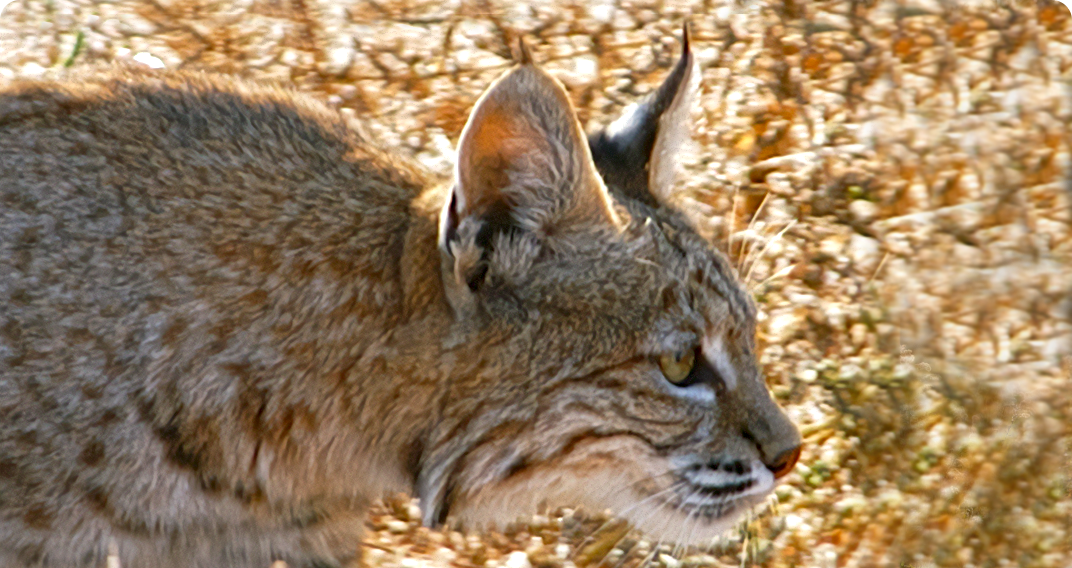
[658,348,697,385]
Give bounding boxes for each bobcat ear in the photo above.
[438,56,619,295]
[588,24,699,207]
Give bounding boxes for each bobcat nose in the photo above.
[764,445,801,479]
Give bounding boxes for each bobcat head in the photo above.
[423,29,802,543]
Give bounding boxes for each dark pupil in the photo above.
[669,347,720,389]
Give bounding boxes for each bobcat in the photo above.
[0,30,801,568]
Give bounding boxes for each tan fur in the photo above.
[0,35,799,568]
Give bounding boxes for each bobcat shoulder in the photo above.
[0,30,800,568]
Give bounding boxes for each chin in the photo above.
[445,436,776,546]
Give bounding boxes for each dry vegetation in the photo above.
[2,0,1071,566]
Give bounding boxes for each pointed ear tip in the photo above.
[681,21,692,54]
[516,36,534,65]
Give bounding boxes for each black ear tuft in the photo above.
[588,24,696,206]
[442,191,460,253]
[515,36,535,65]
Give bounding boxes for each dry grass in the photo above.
[1,0,1070,567]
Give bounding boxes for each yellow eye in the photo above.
[658,348,696,385]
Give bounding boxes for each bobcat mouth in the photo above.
[667,461,773,521]
[692,478,756,498]
[673,477,758,518]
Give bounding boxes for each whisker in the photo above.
[652,486,694,566]
[619,482,685,552]
[573,471,668,555]
[670,501,699,559]
[619,485,682,568]
[683,489,706,550]
[608,486,681,568]
[620,481,684,521]
[683,502,703,553]
[572,480,682,566]
[641,507,676,568]
[671,490,702,558]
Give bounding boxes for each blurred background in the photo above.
[1,0,1070,567]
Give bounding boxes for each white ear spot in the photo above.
[701,335,738,391]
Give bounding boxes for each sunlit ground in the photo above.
[1,0,1070,566]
